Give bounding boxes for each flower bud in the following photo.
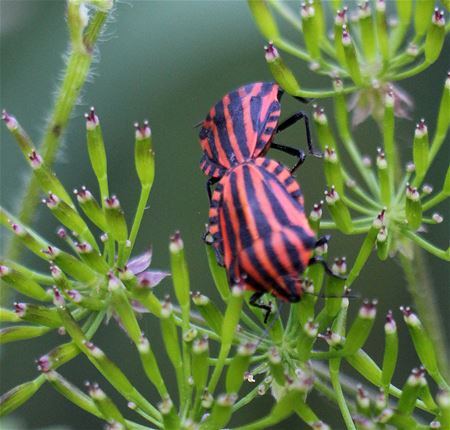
[160,301,182,377]
[74,186,107,230]
[201,389,214,409]
[324,146,344,195]
[204,393,236,429]
[87,382,127,427]
[436,390,450,429]
[137,336,168,398]
[381,311,398,390]
[14,302,62,328]
[264,42,302,95]
[405,184,422,229]
[0,378,45,416]
[333,8,348,64]
[67,289,103,311]
[134,121,155,189]
[268,346,285,385]
[319,328,342,347]
[108,274,142,344]
[85,107,108,196]
[376,225,390,261]
[375,1,389,62]
[159,396,180,430]
[104,195,128,243]
[312,422,331,430]
[376,148,390,205]
[301,2,321,61]
[191,292,223,335]
[225,341,256,393]
[341,25,362,85]
[358,2,376,62]
[425,9,446,64]
[169,231,190,318]
[192,336,209,391]
[44,192,98,249]
[0,325,50,344]
[75,242,109,274]
[413,119,429,184]
[356,385,371,416]
[308,201,323,234]
[297,319,319,362]
[0,265,48,301]
[434,73,450,157]
[401,306,440,380]
[343,300,377,355]
[397,367,425,414]
[324,186,353,233]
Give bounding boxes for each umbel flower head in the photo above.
[249,1,446,124]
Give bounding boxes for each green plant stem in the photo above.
[334,99,379,196]
[403,230,450,261]
[389,60,431,81]
[422,190,448,211]
[268,0,301,31]
[341,196,375,216]
[399,245,449,380]
[347,185,380,209]
[125,184,151,261]
[6,9,110,262]
[329,358,356,430]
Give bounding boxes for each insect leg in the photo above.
[271,142,307,174]
[308,256,347,280]
[206,177,220,203]
[276,111,322,159]
[249,292,272,323]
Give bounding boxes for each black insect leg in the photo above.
[206,177,220,204]
[249,292,272,324]
[308,256,347,280]
[314,235,331,248]
[201,229,225,267]
[277,87,311,105]
[276,111,321,159]
[271,143,306,173]
[293,95,311,104]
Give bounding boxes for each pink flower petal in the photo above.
[127,249,152,274]
[137,270,170,288]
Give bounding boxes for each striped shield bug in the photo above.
[207,158,339,321]
[198,82,320,201]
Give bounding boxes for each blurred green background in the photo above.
[1,1,448,429]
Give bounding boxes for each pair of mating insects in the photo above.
[198,82,344,322]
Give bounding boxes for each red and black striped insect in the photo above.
[207,158,334,321]
[198,82,319,200]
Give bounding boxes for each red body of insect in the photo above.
[199,82,282,179]
[208,158,316,303]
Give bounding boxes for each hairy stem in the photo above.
[6,9,110,262]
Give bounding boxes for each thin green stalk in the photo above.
[389,60,431,81]
[268,0,302,31]
[329,359,356,430]
[7,8,111,261]
[402,230,450,261]
[346,185,380,209]
[422,190,448,211]
[341,196,375,216]
[125,184,151,261]
[399,246,449,380]
[334,97,380,196]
